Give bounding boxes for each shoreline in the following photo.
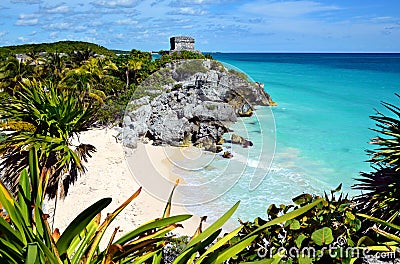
[44,128,201,247]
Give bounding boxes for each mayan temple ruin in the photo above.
[170,36,195,52]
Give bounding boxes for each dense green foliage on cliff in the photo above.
[0,41,116,57]
[0,42,213,125]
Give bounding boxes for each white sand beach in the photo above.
[44,128,201,245]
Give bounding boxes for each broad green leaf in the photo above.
[333,183,342,193]
[112,238,164,262]
[0,238,24,260]
[271,249,285,264]
[56,198,112,255]
[35,234,62,264]
[0,181,27,244]
[26,243,38,264]
[364,245,397,252]
[298,256,313,264]
[69,217,99,261]
[292,194,313,205]
[33,205,44,239]
[151,250,162,264]
[240,260,274,264]
[84,188,143,263]
[289,219,301,230]
[296,234,307,248]
[17,169,31,226]
[197,226,243,262]
[132,250,162,264]
[114,214,191,245]
[172,229,221,264]
[346,212,355,221]
[356,236,375,247]
[311,227,334,246]
[0,216,24,244]
[28,148,40,199]
[127,225,177,246]
[212,235,257,264]
[0,178,15,209]
[163,179,179,219]
[186,201,240,248]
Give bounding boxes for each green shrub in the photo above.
[228,69,249,82]
[173,83,183,90]
[174,60,207,81]
[227,186,363,263]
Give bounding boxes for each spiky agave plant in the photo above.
[353,94,400,224]
[0,78,100,199]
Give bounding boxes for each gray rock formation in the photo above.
[123,59,275,152]
[230,134,253,148]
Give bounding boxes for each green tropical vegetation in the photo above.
[0,41,116,57]
[0,79,99,199]
[0,149,257,263]
[0,41,399,262]
[353,95,400,225]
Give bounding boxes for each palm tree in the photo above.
[0,56,33,94]
[0,79,99,198]
[43,52,65,82]
[67,48,95,68]
[123,59,143,89]
[353,94,400,224]
[60,57,116,104]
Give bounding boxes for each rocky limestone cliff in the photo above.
[121,59,275,153]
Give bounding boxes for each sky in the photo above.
[0,0,399,52]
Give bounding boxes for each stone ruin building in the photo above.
[170,36,195,52]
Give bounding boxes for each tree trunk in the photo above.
[125,69,129,89]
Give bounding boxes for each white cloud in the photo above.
[115,18,139,25]
[29,30,37,35]
[49,32,58,39]
[242,0,340,17]
[45,4,71,14]
[18,36,28,41]
[170,0,221,5]
[19,13,40,19]
[44,23,70,30]
[173,7,207,15]
[11,0,42,3]
[88,29,98,36]
[0,31,7,37]
[73,26,88,32]
[374,16,394,21]
[91,21,103,26]
[91,0,138,8]
[15,18,39,26]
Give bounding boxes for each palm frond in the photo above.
[353,95,400,226]
[0,79,98,198]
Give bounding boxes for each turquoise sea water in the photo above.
[173,53,400,224]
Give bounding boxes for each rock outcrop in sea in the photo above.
[121,59,275,153]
